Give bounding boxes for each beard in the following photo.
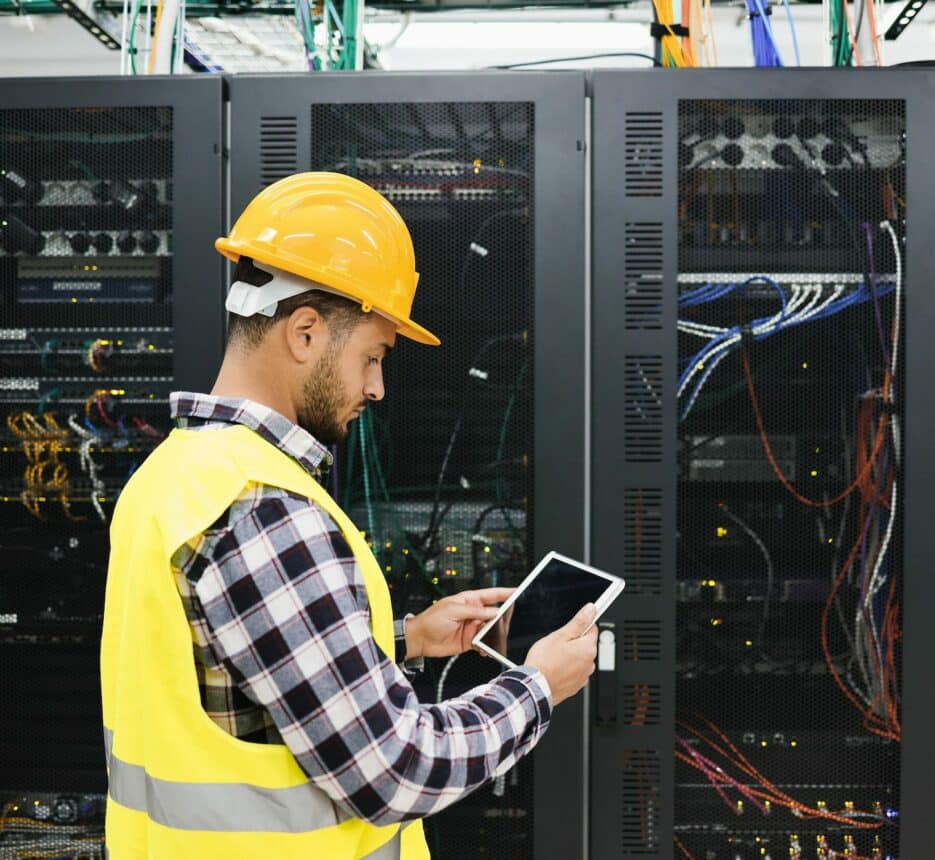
[296,343,352,445]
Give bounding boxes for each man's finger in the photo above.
[449,603,500,621]
[461,587,516,605]
[562,603,597,638]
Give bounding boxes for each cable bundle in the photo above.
[675,718,889,846]
[678,276,895,421]
[745,0,783,66]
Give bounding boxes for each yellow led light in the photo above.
[710,617,723,626]
[802,362,808,369]
[432,577,439,585]
[790,740,797,747]
[761,740,768,747]
[484,546,491,553]
[815,447,820,454]
[385,542,392,549]
[745,639,753,647]
[697,362,705,371]
[717,526,728,538]
[402,548,409,555]
[385,565,391,572]
[810,470,818,477]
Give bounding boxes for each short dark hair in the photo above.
[227,257,365,350]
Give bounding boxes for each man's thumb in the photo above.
[564,602,597,637]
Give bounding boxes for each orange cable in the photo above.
[741,345,890,508]
[673,833,695,859]
[842,0,863,65]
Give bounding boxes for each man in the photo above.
[101,172,597,859]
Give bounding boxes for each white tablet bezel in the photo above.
[471,550,625,669]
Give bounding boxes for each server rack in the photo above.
[0,76,224,854]
[228,71,588,860]
[591,69,935,860]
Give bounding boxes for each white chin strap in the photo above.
[225,261,319,318]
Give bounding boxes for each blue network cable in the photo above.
[779,0,802,66]
[679,278,895,420]
[746,0,783,66]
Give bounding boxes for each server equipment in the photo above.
[592,69,935,860]
[229,71,587,860]
[0,76,224,856]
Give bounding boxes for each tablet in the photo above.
[471,551,624,669]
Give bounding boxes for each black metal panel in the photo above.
[897,68,935,860]
[592,68,935,860]
[592,69,679,860]
[228,72,587,860]
[0,75,223,852]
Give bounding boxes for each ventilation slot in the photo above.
[621,750,661,854]
[623,489,662,595]
[260,117,298,185]
[624,113,664,198]
[622,684,662,727]
[624,223,663,330]
[624,356,663,463]
[621,620,662,661]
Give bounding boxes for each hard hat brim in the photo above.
[216,237,440,346]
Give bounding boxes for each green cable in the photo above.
[366,411,392,503]
[343,419,357,511]
[359,408,375,542]
[495,360,530,542]
[128,0,144,74]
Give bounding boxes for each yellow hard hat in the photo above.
[216,172,439,346]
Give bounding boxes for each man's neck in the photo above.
[210,348,297,424]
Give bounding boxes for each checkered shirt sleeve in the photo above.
[183,489,553,826]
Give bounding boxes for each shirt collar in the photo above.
[170,392,333,476]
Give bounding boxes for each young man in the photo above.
[101,172,597,859]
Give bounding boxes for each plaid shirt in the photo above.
[168,392,552,826]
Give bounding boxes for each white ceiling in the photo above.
[1,2,935,76]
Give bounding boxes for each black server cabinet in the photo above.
[0,76,224,851]
[591,69,935,860]
[228,71,588,860]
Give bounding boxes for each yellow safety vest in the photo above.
[101,423,430,859]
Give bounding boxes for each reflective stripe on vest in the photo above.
[104,728,340,834]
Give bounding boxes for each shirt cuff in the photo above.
[393,614,424,676]
[499,665,554,729]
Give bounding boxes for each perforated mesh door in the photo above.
[0,105,177,850]
[310,101,535,859]
[675,99,903,860]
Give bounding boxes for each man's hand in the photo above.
[405,588,515,659]
[524,603,598,706]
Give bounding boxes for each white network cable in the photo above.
[882,220,902,467]
[679,283,847,419]
[436,654,459,703]
[68,415,107,524]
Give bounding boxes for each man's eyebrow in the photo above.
[380,342,394,355]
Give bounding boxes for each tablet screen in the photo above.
[478,555,618,665]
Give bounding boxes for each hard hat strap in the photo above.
[225,259,391,323]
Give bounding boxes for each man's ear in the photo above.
[283,305,326,363]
